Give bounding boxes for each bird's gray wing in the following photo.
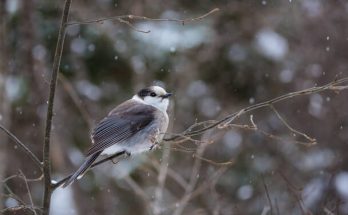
[86,102,156,156]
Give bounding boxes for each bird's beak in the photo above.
[161,93,172,98]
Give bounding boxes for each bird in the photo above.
[62,86,172,187]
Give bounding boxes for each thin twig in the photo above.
[165,78,348,141]
[42,0,71,214]
[262,176,273,215]
[1,174,43,185]
[270,105,316,144]
[0,205,39,214]
[123,175,153,215]
[275,198,280,215]
[0,124,42,169]
[153,145,171,215]
[162,166,227,213]
[173,135,210,215]
[193,154,235,166]
[51,151,126,190]
[150,158,188,190]
[19,170,37,215]
[2,183,27,206]
[1,174,19,183]
[58,74,94,130]
[278,171,308,215]
[117,18,150,33]
[188,167,227,201]
[66,8,220,27]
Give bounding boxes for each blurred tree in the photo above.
[1,0,348,215]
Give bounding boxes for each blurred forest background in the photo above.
[1,0,348,214]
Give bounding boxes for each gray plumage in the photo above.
[62,86,170,187]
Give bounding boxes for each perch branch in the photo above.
[51,151,126,190]
[66,8,220,31]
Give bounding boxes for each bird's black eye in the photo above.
[150,92,156,97]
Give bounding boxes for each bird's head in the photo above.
[133,86,172,112]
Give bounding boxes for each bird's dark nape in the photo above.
[62,151,102,188]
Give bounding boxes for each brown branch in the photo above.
[117,18,151,33]
[278,171,309,215]
[187,166,227,201]
[262,176,273,215]
[0,124,42,169]
[58,74,94,130]
[0,205,40,215]
[270,105,316,144]
[162,166,227,214]
[123,175,153,214]
[153,145,171,215]
[66,8,220,28]
[150,158,189,190]
[2,183,27,206]
[173,135,210,215]
[42,0,71,214]
[165,77,348,142]
[18,170,37,215]
[51,151,126,190]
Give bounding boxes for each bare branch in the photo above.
[18,170,37,215]
[2,183,27,207]
[173,136,209,215]
[270,105,316,144]
[42,0,72,214]
[117,18,151,33]
[262,176,273,215]
[153,145,171,215]
[0,124,42,169]
[0,205,40,215]
[165,77,348,142]
[278,171,309,215]
[162,166,227,213]
[66,8,220,28]
[188,166,227,201]
[150,158,189,190]
[58,74,94,130]
[122,175,154,215]
[51,151,126,190]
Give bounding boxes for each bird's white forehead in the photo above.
[152,86,167,95]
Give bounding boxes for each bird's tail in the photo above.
[62,151,102,188]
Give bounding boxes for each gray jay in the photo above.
[63,86,172,187]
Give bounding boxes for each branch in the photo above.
[152,145,171,215]
[51,151,126,190]
[262,176,273,215]
[165,77,348,142]
[173,135,209,215]
[0,124,42,169]
[58,74,94,130]
[66,8,220,32]
[150,157,188,190]
[42,0,71,214]
[269,105,316,144]
[19,170,38,215]
[162,166,227,214]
